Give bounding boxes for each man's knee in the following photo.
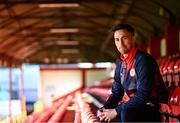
[120,107,136,122]
[120,105,162,122]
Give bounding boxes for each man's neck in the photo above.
[123,54,128,58]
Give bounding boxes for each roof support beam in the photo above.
[0,0,117,4]
[151,0,176,24]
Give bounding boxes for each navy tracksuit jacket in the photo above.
[103,50,168,121]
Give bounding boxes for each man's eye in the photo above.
[123,37,128,40]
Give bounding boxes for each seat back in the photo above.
[169,86,180,122]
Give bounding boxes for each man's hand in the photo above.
[97,108,105,121]
[97,108,117,122]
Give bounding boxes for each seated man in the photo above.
[97,23,168,122]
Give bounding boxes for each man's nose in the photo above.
[119,39,123,45]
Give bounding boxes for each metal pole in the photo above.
[8,62,12,121]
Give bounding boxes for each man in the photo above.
[97,23,168,122]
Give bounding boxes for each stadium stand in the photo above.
[22,53,180,123]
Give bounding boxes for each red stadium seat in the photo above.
[173,59,180,86]
[168,86,180,122]
[34,101,61,122]
[167,59,176,86]
[75,92,99,123]
[169,86,180,106]
[160,103,171,122]
[47,96,72,122]
[169,105,180,122]
[162,58,171,87]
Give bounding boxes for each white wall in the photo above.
[40,67,115,106]
[40,70,82,106]
[86,69,114,87]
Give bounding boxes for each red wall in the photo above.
[165,25,179,55]
[150,36,162,59]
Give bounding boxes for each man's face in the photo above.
[114,29,135,55]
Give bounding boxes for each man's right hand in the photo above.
[97,108,105,121]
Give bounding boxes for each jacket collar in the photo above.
[120,47,137,69]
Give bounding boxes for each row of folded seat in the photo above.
[22,92,99,123]
[22,53,180,123]
[157,53,180,122]
[157,52,180,87]
[74,92,99,123]
[22,96,72,123]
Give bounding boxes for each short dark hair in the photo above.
[112,23,135,35]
